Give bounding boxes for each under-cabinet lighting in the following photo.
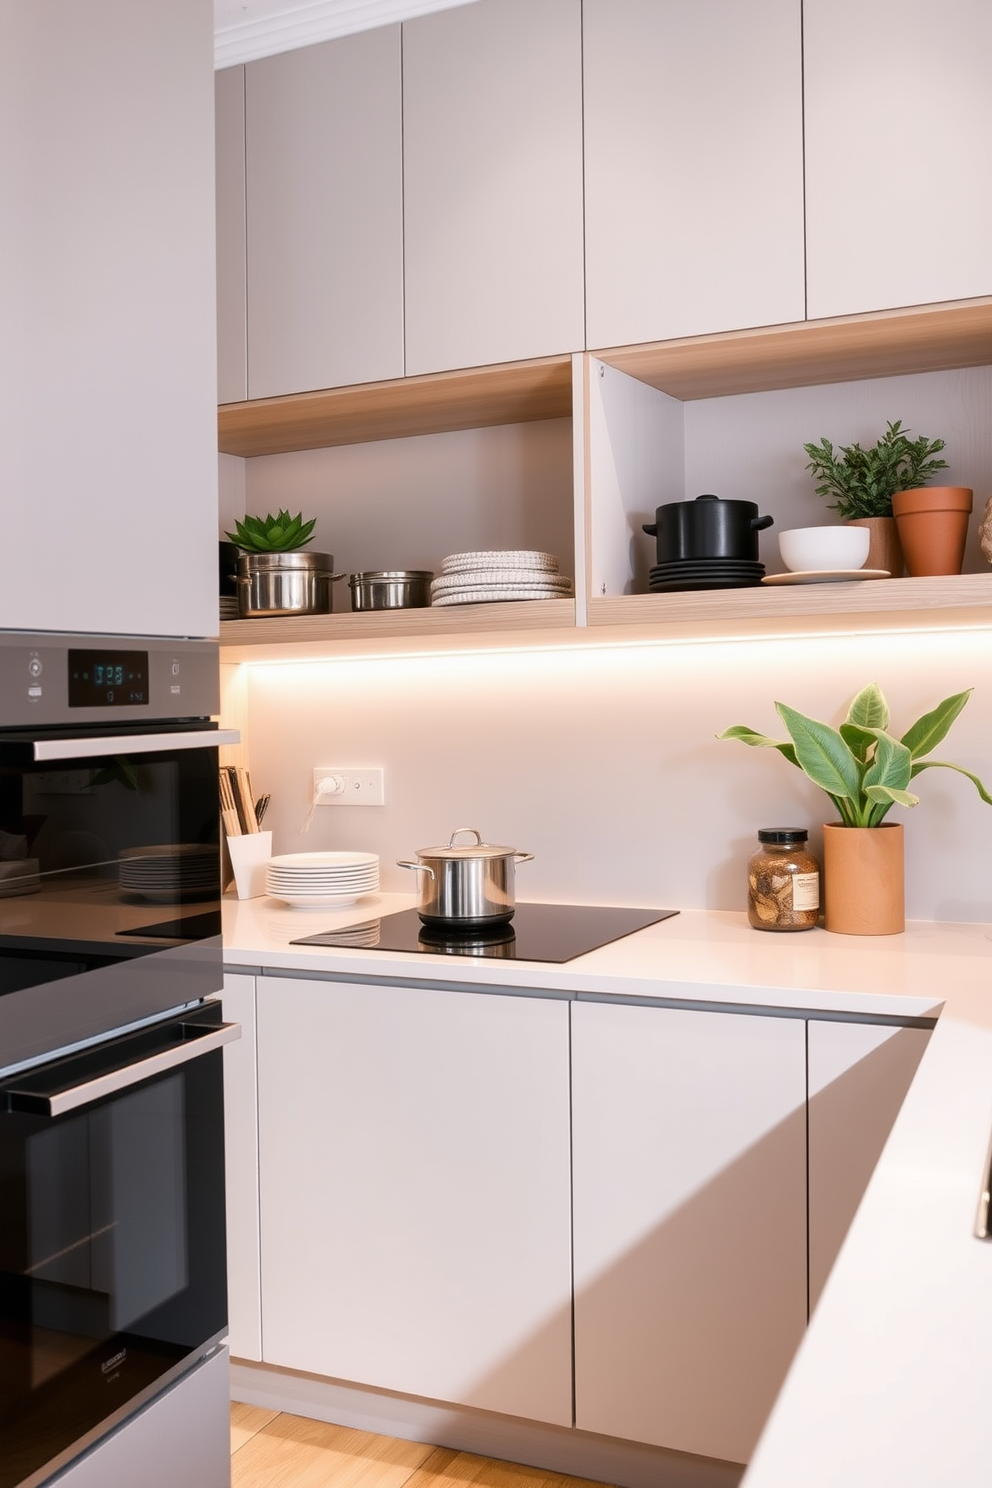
[214,0,483,68]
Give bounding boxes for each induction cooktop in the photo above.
[291,903,678,963]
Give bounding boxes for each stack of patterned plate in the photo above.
[265,851,379,909]
[119,844,218,902]
[648,558,765,592]
[431,550,573,606]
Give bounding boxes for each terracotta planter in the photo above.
[844,516,904,577]
[822,822,905,935]
[892,486,973,577]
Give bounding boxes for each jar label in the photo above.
[792,872,820,911]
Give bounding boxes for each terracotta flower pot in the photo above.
[822,822,904,935]
[844,516,904,577]
[891,486,973,577]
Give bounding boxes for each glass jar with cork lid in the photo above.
[747,828,820,931]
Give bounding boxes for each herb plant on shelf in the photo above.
[802,421,948,521]
[225,509,317,552]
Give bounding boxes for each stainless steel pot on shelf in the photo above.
[349,570,434,611]
[397,827,534,925]
[236,551,345,617]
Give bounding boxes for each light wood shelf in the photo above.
[218,355,573,457]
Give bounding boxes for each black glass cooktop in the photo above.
[292,903,678,963]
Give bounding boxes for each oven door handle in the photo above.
[31,728,241,761]
[1,1019,241,1117]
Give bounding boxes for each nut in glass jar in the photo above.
[747,828,820,932]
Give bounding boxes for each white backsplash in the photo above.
[234,626,992,924]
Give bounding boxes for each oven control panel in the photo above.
[0,634,220,726]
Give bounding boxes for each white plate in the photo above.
[441,550,560,571]
[432,588,571,606]
[266,889,376,909]
[431,570,572,594]
[761,568,891,585]
[268,851,379,869]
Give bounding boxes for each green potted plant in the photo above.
[225,509,343,617]
[802,420,948,577]
[719,683,991,935]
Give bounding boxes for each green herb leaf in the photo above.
[900,690,973,759]
[846,683,889,732]
[910,758,992,806]
[774,702,861,801]
[717,725,799,767]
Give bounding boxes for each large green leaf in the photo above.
[910,758,992,806]
[717,725,799,768]
[846,682,889,732]
[862,729,912,794]
[774,703,861,801]
[839,722,877,763]
[900,690,973,759]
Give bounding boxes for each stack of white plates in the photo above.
[265,851,379,909]
[119,844,218,902]
[431,550,573,606]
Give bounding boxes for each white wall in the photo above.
[238,626,992,924]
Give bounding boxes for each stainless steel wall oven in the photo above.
[0,634,237,1488]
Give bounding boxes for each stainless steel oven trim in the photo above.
[1,1018,240,1116]
[31,728,240,760]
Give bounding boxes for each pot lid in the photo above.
[417,827,522,860]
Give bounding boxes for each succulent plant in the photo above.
[226,509,317,553]
[802,420,949,520]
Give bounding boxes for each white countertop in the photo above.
[222,894,992,1486]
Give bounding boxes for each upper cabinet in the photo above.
[244,27,404,399]
[582,0,805,350]
[804,0,992,319]
[215,65,247,406]
[2,0,218,639]
[402,0,585,375]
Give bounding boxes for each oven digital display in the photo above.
[68,649,150,707]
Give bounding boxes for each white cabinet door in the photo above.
[256,978,572,1425]
[1,0,218,639]
[572,1001,807,1464]
[403,0,585,375]
[215,65,247,407]
[245,28,404,399]
[221,972,261,1362]
[807,1019,930,1313]
[583,0,805,350]
[805,0,992,318]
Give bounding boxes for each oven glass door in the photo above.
[0,730,223,1069]
[0,1009,230,1488]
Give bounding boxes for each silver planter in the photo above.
[236,551,344,617]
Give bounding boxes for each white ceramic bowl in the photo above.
[778,525,871,573]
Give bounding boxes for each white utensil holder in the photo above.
[227,831,272,899]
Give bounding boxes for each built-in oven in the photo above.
[0,633,238,1488]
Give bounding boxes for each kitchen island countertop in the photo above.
[222,895,992,1487]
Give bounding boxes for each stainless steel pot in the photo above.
[236,551,345,618]
[349,570,434,611]
[397,826,534,925]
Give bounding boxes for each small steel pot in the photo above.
[397,827,534,926]
[349,570,434,611]
[236,551,345,618]
[642,494,774,563]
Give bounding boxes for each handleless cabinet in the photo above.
[220,973,261,1362]
[804,0,992,318]
[582,0,805,350]
[255,976,572,1425]
[215,65,247,407]
[402,0,585,376]
[571,1000,807,1464]
[244,27,404,399]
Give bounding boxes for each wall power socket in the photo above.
[312,767,386,807]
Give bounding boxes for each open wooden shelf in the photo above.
[218,355,573,457]
[595,298,992,402]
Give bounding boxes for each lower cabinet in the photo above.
[571,1001,808,1465]
[255,976,573,1425]
[221,973,262,1362]
[807,1019,930,1312]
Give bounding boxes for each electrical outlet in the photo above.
[313,767,386,807]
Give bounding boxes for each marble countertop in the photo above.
[223,893,992,1486]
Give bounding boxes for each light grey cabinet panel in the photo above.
[220,973,260,1362]
[257,977,573,1425]
[216,65,247,407]
[403,0,585,375]
[572,1000,807,1464]
[807,1020,930,1313]
[1,0,218,638]
[805,0,992,319]
[583,0,805,350]
[246,28,404,398]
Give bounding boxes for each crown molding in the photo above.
[214,0,479,68]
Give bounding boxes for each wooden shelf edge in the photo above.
[594,297,992,401]
[218,355,574,457]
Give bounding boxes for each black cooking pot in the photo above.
[642,494,774,563]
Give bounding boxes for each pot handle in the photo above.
[750,515,774,532]
[449,827,485,847]
[514,852,535,864]
[641,522,658,536]
[396,860,436,881]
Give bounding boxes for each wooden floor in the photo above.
[230,1403,614,1488]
